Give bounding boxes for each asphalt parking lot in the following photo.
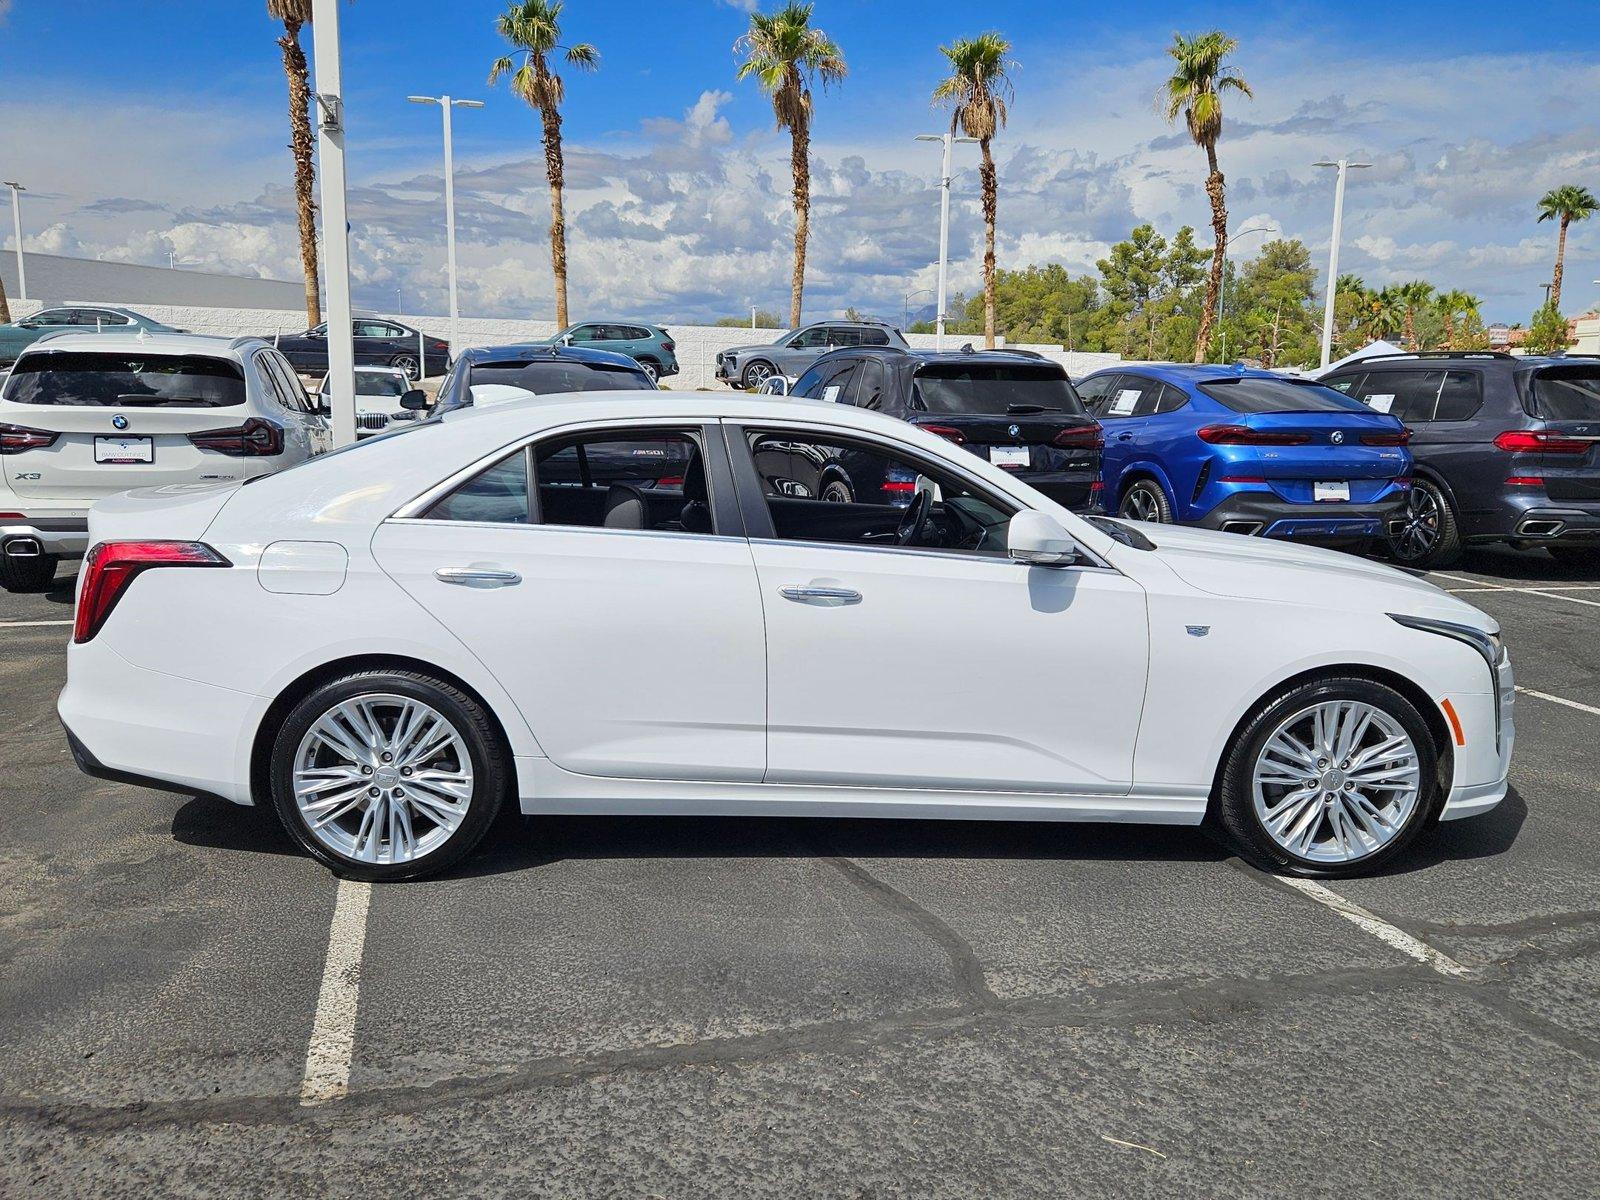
[2,549,1597,1198]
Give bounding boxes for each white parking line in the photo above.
[1515,685,1600,717]
[1447,585,1600,594]
[299,877,373,1107]
[0,619,73,627]
[1432,573,1600,609]
[1275,876,1469,977]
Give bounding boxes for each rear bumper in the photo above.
[1464,498,1600,545]
[1195,493,1405,542]
[2,518,89,559]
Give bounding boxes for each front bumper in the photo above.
[2,518,90,559]
[1196,492,1406,543]
[1440,651,1515,821]
[715,356,740,382]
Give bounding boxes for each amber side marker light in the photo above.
[1439,698,1466,746]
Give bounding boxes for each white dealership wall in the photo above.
[5,298,1120,386]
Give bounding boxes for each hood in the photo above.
[722,340,784,357]
[1140,523,1496,631]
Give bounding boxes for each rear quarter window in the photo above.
[1529,366,1600,420]
[2,352,246,407]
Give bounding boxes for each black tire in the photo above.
[741,360,776,390]
[1386,478,1461,569]
[0,552,57,593]
[268,669,507,882]
[819,476,854,503]
[1118,478,1173,524]
[1547,544,1600,567]
[637,357,661,384]
[1215,676,1441,878]
[390,354,420,381]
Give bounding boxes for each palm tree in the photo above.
[1159,30,1252,364]
[1361,286,1404,342]
[267,0,320,326]
[1397,280,1434,350]
[1436,289,1481,350]
[490,0,599,329]
[932,34,1015,349]
[1536,185,1598,313]
[735,3,846,330]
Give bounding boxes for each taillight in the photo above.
[1392,477,1412,489]
[1052,423,1104,449]
[661,341,675,353]
[0,422,59,454]
[921,424,967,444]
[1361,429,1412,446]
[188,417,284,457]
[430,340,449,351]
[73,541,230,644]
[1495,430,1590,454]
[1219,474,1267,483]
[1196,424,1311,446]
[881,480,917,494]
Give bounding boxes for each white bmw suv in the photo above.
[0,332,329,591]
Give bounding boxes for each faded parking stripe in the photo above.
[299,877,373,1107]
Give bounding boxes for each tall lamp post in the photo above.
[1315,157,1371,369]
[408,94,483,356]
[1217,222,1277,363]
[915,131,978,350]
[311,0,357,448]
[3,181,25,301]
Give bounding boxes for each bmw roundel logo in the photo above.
[1008,424,1021,438]
[1330,430,1344,444]
[111,415,129,430]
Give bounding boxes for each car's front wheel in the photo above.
[1216,676,1440,877]
[269,669,506,881]
[741,360,775,390]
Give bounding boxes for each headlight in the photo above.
[1388,613,1505,676]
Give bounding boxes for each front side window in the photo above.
[2,352,246,407]
[912,362,1086,416]
[747,430,1015,555]
[1530,365,1600,420]
[1200,377,1371,415]
[789,326,830,349]
[30,310,76,327]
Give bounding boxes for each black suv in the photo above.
[788,347,1102,511]
[1321,351,1600,566]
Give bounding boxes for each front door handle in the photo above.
[435,566,521,588]
[779,585,862,605]
[1116,432,1133,441]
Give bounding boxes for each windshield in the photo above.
[2,352,245,407]
[1199,377,1369,414]
[353,370,408,398]
[466,360,652,398]
[1529,366,1600,420]
[913,363,1085,415]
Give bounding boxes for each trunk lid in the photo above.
[1226,411,1411,504]
[1524,365,1600,501]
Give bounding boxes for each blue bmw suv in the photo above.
[1075,365,1412,547]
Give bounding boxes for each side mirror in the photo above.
[399,388,429,410]
[307,328,324,339]
[1007,510,1078,568]
[18,320,40,329]
[764,377,789,396]
[313,394,332,415]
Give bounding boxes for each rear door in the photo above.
[907,361,1101,509]
[0,348,261,499]
[1338,367,1489,513]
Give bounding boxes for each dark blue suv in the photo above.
[1076,364,1411,547]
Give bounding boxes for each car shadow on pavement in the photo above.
[171,794,302,858]
[1454,547,1600,582]
[1363,786,1528,877]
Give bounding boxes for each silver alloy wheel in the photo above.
[1120,485,1163,523]
[743,361,773,388]
[1390,486,1440,560]
[292,692,474,865]
[821,479,853,503]
[1251,700,1421,864]
[640,360,660,383]
[393,354,420,380]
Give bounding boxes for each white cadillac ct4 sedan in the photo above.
[58,393,1514,882]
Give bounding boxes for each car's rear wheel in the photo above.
[637,357,661,384]
[391,353,420,381]
[0,551,57,593]
[1216,676,1440,877]
[269,670,506,881]
[1387,479,1461,569]
[1119,479,1173,524]
[820,477,854,503]
[741,360,775,390]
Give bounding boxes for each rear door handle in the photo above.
[435,566,521,588]
[1116,433,1133,441]
[779,585,862,605]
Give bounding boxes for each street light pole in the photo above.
[409,95,483,357]
[312,0,357,448]
[3,182,25,301]
[1314,157,1371,369]
[916,131,978,350]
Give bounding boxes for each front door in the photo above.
[371,421,767,782]
[730,422,1149,795]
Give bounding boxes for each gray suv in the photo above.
[715,320,907,389]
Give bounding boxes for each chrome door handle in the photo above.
[434,567,521,588]
[779,585,861,605]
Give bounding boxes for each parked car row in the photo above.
[0,306,186,367]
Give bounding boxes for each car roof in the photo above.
[456,342,647,369]
[809,346,1062,370]
[1084,362,1293,386]
[1333,351,1599,373]
[14,331,255,361]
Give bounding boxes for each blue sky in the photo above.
[4,0,1599,325]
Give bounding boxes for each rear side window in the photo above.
[2,352,246,407]
[912,363,1085,416]
[859,328,891,346]
[1154,383,1190,414]
[1530,366,1600,420]
[1347,370,1480,422]
[426,450,530,525]
[1199,377,1367,414]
